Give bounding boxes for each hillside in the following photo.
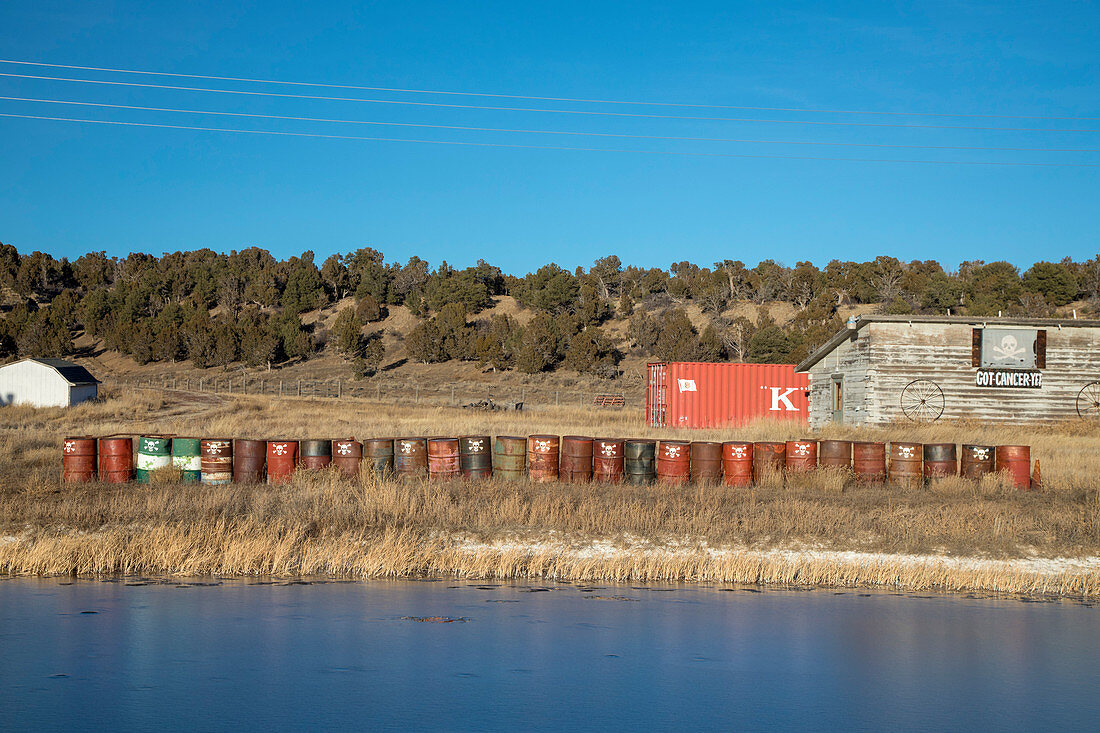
[0,245,1095,398]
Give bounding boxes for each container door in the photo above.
[831,376,843,424]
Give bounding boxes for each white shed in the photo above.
[0,358,100,408]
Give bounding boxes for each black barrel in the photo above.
[300,439,332,470]
[459,436,492,480]
[624,438,656,485]
[364,438,395,476]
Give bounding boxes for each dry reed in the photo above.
[2,389,1099,596]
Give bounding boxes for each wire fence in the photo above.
[112,375,643,410]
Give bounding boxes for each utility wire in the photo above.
[1,111,1096,167]
[1,72,1097,134]
[4,95,1096,153]
[0,58,1095,122]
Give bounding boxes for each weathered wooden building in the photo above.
[795,315,1100,427]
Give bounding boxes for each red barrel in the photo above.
[785,440,818,473]
[818,440,852,471]
[961,445,994,480]
[459,436,492,480]
[753,442,786,483]
[62,437,97,482]
[593,439,625,483]
[233,439,267,483]
[689,441,723,483]
[428,438,461,480]
[889,442,923,488]
[657,440,690,485]
[996,445,1032,490]
[332,439,362,479]
[923,443,958,480]
[560,436,593,483]
[527,435,560,482]
[853,442,886,483]
[395,438,428,478]
[266,440,298,484]
[721,441,753,487]
[98,437,133,483]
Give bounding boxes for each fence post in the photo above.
[338,380,342,399]
[451,385,455,405]
[416,385,419,404]
[199,378,204,392]
[555,390,559,406]
[377,383,381,401]
[297,380,302,397]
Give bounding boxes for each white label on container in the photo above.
[677,379,697,392]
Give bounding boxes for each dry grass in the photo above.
[2,389,1100,596]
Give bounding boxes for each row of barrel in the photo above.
[61,435,1035,489]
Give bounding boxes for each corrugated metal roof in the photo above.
[795,315,1100,373]
[17,358,101,385]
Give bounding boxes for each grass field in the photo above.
[2,388,1099,596]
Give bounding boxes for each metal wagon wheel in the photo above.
[1076,381,1100,419]
[900,379,944,422]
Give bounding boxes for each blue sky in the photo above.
[0,1,1096,274]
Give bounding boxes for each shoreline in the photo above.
[3,530,1097,598]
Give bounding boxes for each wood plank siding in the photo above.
[804,320,1100,427]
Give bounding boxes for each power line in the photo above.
[2,111,1096,167]
[4,95,1096,153]
[1,72,1097,134]
[0,58,1095,122]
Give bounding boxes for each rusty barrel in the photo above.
[961,444,995,480]
[853,442,886,483]
[753,441,786,482]
[656,440,691,485]
[785,440,818,473]
[233,439,266,483]
[364,438,394,476]
[172,437,202,483]
[888,442,923,488]
[624,439,656,485]
[996,445,1032,490]
[818,440,852,471]
[721,441,753,487]
[62,437,97,483]
[394,438,428,478]
[200,439,233,485]
[689,441,723,483]
[923,443,958,480]
[332,439,363,479]
[527,435,560,483]
[593,439,625,483]
[299,439,332,471]
[560,436,594,483]
[427,438,461,480]
[266,440,298,484]
[98,437,133,483]
[493,436,527,481]
[136,436,171,483]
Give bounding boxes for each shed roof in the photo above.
[1,357,101,385]
[795,315,1100,373]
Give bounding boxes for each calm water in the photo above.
[0,578,1096,732]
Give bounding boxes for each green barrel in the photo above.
[493,435,527,481]
[172,437,202,483]
[136,436,172,483]
[363,438,395,476]
[624,439,656,485]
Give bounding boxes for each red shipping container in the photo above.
[646,362,809,428]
